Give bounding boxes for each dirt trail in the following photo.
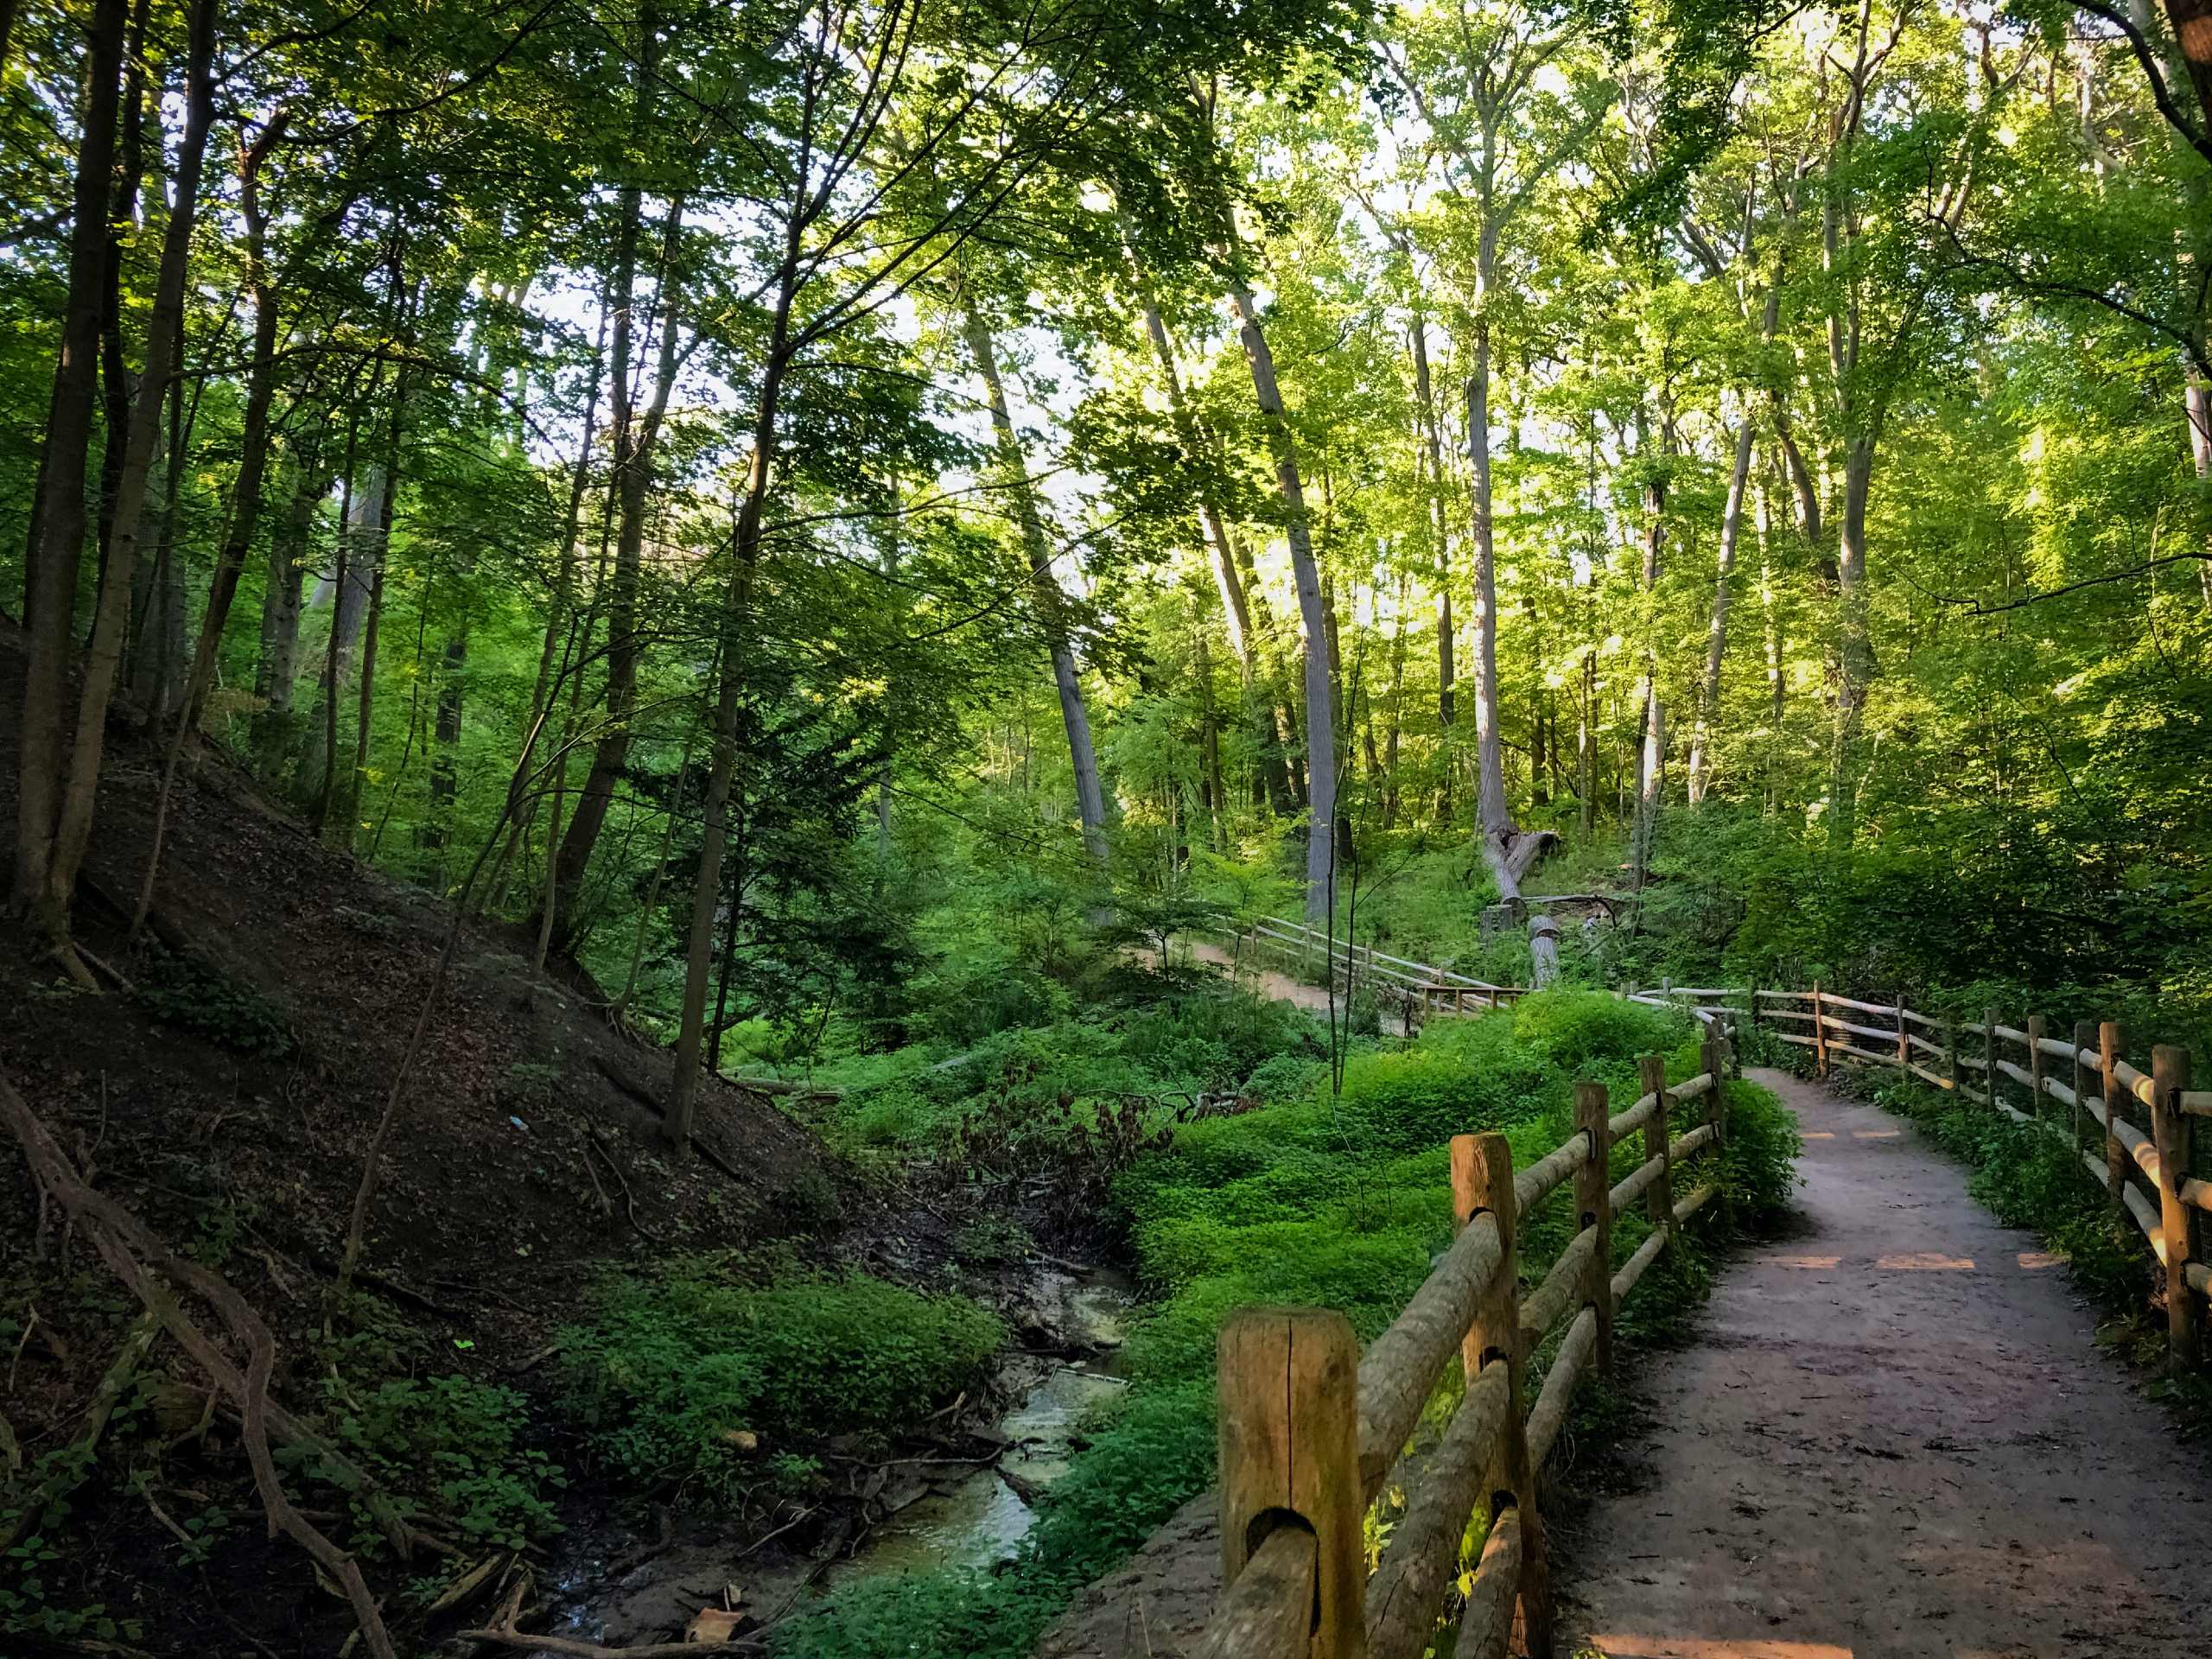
[1564,1066,2212,1658]
[1179,938,1341,1018]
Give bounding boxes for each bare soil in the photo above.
[1560,1066,2212,1658]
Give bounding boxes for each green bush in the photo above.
[315,1373,563,1553]
[557,1262,1003,1495]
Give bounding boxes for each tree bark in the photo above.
[962,306,1110,868]
[1828,435,1875,848]
[548,182,682,948]
[35,0,216,950]
[1412,318,1458,739]
[1227,279,1337,924]
[1687,417,1752,804]
[14,0,127,918]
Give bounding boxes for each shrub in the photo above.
[557,1263,1003,1496]
[315,1373,563,1553]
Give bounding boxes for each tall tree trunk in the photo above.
[1382,571,1407,826]
[1227,279,1337,924]
[1631,411,1669,888]
[1758,470,1785,812]
[1828,435,1875,848]
[254,454,329,770]
[549,188,682,949]
[14,0,126,918]
[93,0,153,574]
[348,394,404,849]
[35,0,216,952]
[1466,316,1521,876]
[1687,417,1752,804]
[961,307,1111,868]
[1411,319,1458,745]
[1130,264,1292,812]
[306,453,378,819]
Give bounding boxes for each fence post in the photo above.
[2150,1046,2199,1369]
[2027,1016,2046,1122]
[1812,981,1828,1078]
[1895,1000,1909,1071]
[2070,1020,2094,1154]
[1215,1306,1365,1658]
[1748,982,1760,1033]
[1453,1131,1552,1659]
[1983,1007,1999,1112]
[1638,1054,1675,1251]
[1573,1082,1615,1380]
[1942,1019,1957,1093]
[2101,1022,2126,1204]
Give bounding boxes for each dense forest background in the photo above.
[10,0,2212,1065]
[4,1,2212,1656]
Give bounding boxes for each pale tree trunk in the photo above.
[303,457,379,816]
[1758,469,1786,811]
[35,0,216,952]
[962,307,1110,868]
[14,0,126,920]
[1828,436,1875,848]
[1126,251,1294,813]
[1227,279,1337,925]
[1411,318,1457,741]
[349,393,406,848]
[2189,371,2212,607]
[1687,416,1752,804]
[254,454,331,769]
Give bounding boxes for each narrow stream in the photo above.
[830,1269,1134,1580]
[523,1267,1136,1650]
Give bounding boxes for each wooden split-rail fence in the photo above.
[1748,982,2211,1365]
[1192,1027,1739,1659]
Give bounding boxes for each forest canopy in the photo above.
[7,0,2212,1093]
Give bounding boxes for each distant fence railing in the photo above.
[1224,916,1499,1003]
[1192,1028,1738,1659]
[1756,985,2209,1367]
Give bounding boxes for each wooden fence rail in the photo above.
[1753,987,2208,1366]
[1193,1029,1739,1659]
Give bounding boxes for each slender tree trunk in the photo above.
[962,307,1112,868]
[1131,264,1292,812]
[93,0,152,574]
[14,0,126,918]
[1382,572,1407,825]
[35,0,217,950]
[1829,435,1875,848]
[1687,417,1752,804]
[348,398,404,849]
[1227,279,1336,924]
[133,111,290,932]
[1466,317,1516,866]
[254,456,328,769]
[1412,319,1458,744]
[549,190,682,948]
[2188,361,2212,607]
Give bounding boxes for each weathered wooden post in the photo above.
[1942,1018,1958,1093]
[2101,1022,2126,1203]
[2071,1020,2094,1154]
[2150,1046,2199,1368]
[1983,1007,1999,1112]
[1215,1306,1365,1657]
[1453,1131,1552,1659]
[2027,1016,2046,1122]
[1639,1054,1675,1253]
[1812,982,1828,1078]
[1573,1083,1614,1380]
[1702,1031,1729,1147]
[1895,1000,1910,1071]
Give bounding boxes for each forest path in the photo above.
[1178,938,1341,1018]
[1562,1066,2212,1658]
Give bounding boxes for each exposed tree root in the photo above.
[0,1068,408,1659]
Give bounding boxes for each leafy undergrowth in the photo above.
[772,990,1801,1659]
[1840,1063,2212,1432]
[556,1256,1006,1506]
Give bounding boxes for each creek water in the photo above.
[830,1269,1135,1580]
[524,1265,1137,1651]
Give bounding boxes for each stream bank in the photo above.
[518,1262,1136,1653]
